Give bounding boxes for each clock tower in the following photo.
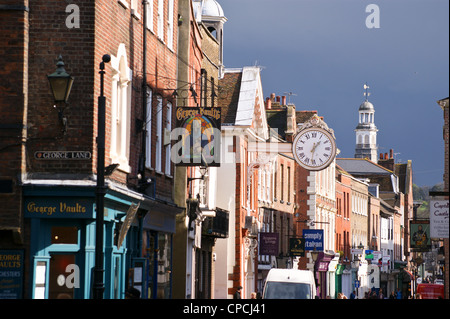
[355,83,378,162]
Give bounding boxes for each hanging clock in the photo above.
[292,116,337,171]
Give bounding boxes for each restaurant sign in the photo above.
[25,197,94,219]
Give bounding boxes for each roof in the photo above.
[219,70,242,124]
[202,0,225,18]
[336,158,393,175]
[219,67,268,134]
[359,100,374,111]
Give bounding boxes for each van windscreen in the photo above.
[264,282,311,299]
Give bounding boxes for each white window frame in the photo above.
[110,44,132,173]
[130,0,141,19]
[155,95,163,173]
[167,0,174,49]
[157,0,164,41]
[146,0,154,32]
[145,87,153,168]
[165,101,172,176]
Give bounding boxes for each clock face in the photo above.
[292,127,336,170]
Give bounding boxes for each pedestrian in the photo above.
[396,288,402,299]
[250,292,256,299]
[233,286,242,299]
[350,290,356,299]
[389,291,395,299]
[379,288,384,299]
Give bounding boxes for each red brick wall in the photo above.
[24,0,178,199]
[0,0,29,245]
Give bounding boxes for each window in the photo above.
[130,0,140,18]
[111,44,132,173]
[155,95,163,172]
[146,0,154,32]
[157,0,164,40]
[165,101,172,175]
[145,88,153,168]
[167,0,174,49]
[51,227,78,244]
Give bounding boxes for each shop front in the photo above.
[24,184,140,299]
[126,200,182,299]
[314,252,334,299]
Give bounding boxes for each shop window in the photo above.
[49,254,75,299]
[51,226,78,244]
[34,261,47,299]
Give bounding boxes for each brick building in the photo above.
[0,0,182,299]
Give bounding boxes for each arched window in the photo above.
[110,44,132,173]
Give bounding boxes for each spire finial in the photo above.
[363,82,371,101]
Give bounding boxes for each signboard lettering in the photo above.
[174,107,221,167]
[430,200,449,238]
[303,229,324,251]
[0,250,24,299]
[35,151,92,160]
[25,198,93,219]
[259,233,279,256]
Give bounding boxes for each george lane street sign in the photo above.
[35,151,92,160]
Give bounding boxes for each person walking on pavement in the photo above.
[233,286,242,299]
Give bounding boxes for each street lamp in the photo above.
[93,54,110,299]
[47,55,74,103]
[47,55,74,133]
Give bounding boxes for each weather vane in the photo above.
[363,82,371,101]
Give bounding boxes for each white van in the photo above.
[263,269,316,299]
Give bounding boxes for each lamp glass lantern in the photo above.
[47,55,74,103]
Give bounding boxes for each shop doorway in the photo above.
[48,254,76,299]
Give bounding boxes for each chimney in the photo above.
[266,97,272,109]
[282,96,287,105]
[270,93,276,101]
[380,153,383,160]
[276,96,281,103]
[384,153,388,160]
[390,149,394,159]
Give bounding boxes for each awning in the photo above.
[336,264,345,275]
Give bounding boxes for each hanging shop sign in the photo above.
[430,200,449,238]
[174,107,221,167]
[34,151,92,160]
[289,237,305,257]
[24,197,94,219]
[303,229,324,251]
[117,202,140,249]
[259,233,279,256]
[410,220,431,251]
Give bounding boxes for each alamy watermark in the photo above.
[366,4,380,29]
[65,4,80,29]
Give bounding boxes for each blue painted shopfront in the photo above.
[24,185,138,299]
[24,184,182,299]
